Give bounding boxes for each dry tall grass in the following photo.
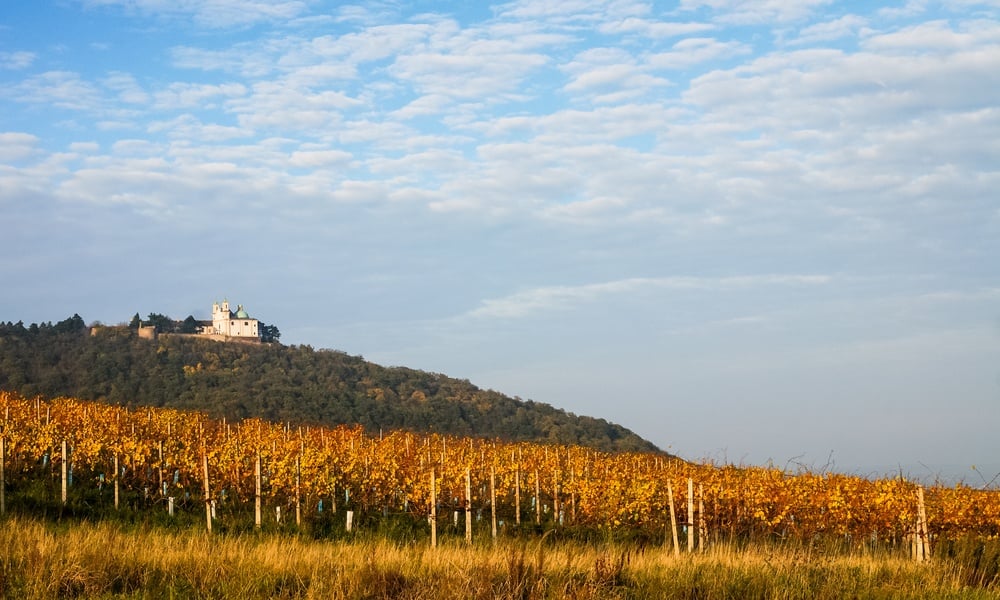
[0,516,995,599]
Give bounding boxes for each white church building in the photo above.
[206,300,260,339]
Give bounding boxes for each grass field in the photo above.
[1,394,998,598]
[1,515,998,599]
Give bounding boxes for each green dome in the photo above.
[235,305,249,319]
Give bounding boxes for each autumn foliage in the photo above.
[1,391,998,541]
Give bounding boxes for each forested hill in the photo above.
[0,316,661,454]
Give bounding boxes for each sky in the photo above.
[1,0,999,482]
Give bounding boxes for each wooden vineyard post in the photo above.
[553,469,560,526]
[687,478,694,553]
[202,452,212,533]
[570,468,576,524]
[490,465,497,541]
[667,480,679,557]
[113,454,120,511]
[295,455,302,528]
[920,486,930,560]
[330,467,337,514]
[698,483,706,552]
[430,468,437,549]
[915,486,930,562]
[61,440,68,506]
[535,470,541,525]
[514,454,521,526]
[465,468,473,544]
[255,452,262,529]
[158,441,164,495]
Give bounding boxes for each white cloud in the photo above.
[540,195,626,220]
[152,82,247,110]
[96,120,137,131]
[465,275,832,319]
[495,0,651,25]
[466,278,656,319]
[789,14,868,45]
[946,0,1000,9]
[647,37,750,70]
[228,81,361,132]
[0,51,36,70]
[328,179,394,204]
[332,120,404,148]
[389,44,549,100]
[862,19,1000,52]
[68,142,100,154]
[192,0,308,27]
[170,45,276,77]
[50,147,314,222]
[102,72,150,104]
[599,17,715,38]
[81,0,310,28]
[683,27,1000,135]
[302,24,434,65]
[147,114,252,141]
[288,148,353,168]
[0,133,41,162]
[391,94,454,119]
[361,150,473,200]
[481,102,677,143]
[110,139,164,157]
[878,0,929,19]
[679,0,835,24]
[5,71,103,111]
[562,47,671,102]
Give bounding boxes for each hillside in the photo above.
[0,315,661,453]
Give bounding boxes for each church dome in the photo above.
[235,305,249,319]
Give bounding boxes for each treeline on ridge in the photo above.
[0,316,660,454]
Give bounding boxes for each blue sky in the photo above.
[2,0,999,481]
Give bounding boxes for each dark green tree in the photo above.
[0,321,26,335]
[146,313,175,333]
[52,314,86,334]
[128,313,141,329]
[260,323,281,343]
[179,315,200,334]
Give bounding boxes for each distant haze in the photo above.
[1,1,998,481]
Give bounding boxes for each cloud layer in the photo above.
[1,0,999,476]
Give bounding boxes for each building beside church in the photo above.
[206,300,259,340]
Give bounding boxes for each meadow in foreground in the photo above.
[1,515,998,600]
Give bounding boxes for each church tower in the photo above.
[212,299,232,336]
[208,298,258,339]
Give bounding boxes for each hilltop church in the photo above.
[205,300,260,339]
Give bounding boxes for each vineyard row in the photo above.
[1,392,998,543]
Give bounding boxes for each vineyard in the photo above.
[1,391,998,550]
